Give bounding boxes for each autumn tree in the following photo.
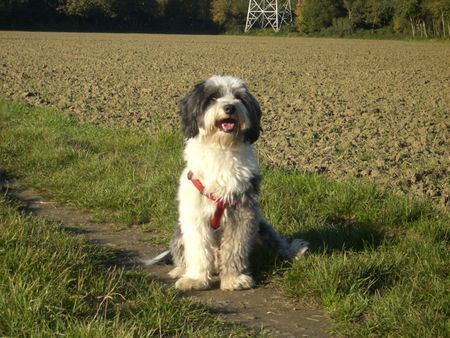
[210,0,247,28]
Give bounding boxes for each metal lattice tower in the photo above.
[245,0,293,32]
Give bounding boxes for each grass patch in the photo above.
[1,99,449,336]
[0,194,242,337]
[0,100,183,243]
[261,168,448,337]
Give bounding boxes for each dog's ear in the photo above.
[240,91,262,144]
[178,81,206,139]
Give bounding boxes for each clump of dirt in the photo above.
[1,32,448,206]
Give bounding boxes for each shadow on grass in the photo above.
[294,216,390,255]
[0,168,26,210]
[0,168,16,186]
[251,215,391,283]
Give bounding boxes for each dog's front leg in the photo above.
[175,216,214,291]
[219,205,258,291]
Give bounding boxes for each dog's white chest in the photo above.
[183,138,259,201]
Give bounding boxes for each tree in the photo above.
[210,0,246,28]
[295,0,341,33]
[343,0,366,28]
[211,0,229,25]
[0,0,64,27]
[113,0,159,27]
[423,0,450,37]
[164,0,212,23]
[394,0,423,36]
[365,0,393,29]
[61,0,114,18]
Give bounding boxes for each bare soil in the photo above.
[5,179,331,337]
[1,32,448,207]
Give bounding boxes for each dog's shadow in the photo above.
[251,216,388,283]
[294,215,388,254]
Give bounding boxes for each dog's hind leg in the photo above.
[258,219,309,259]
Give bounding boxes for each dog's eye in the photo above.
[207,95,218,104]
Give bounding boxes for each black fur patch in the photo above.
[235,90,262,144]
[178,81,205,139]
[238,173,261,205]
[178,81,223,139]
[250,174,261,196]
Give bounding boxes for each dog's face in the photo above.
[179,76,261,145]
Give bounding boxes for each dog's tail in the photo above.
[286,238,309,259]
[140,250,172,266]
[258,220,309,259]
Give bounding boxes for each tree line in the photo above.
[1,0,449,38]
[295,0,450,38]
[0,0,215,32]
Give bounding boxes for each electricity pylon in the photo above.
[245,0,293,32]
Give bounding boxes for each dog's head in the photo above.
[178,75,261,145]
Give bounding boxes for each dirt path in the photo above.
[5,181,332,337]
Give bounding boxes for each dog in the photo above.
[144,75,308,291]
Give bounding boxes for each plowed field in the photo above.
[1,32,448,206]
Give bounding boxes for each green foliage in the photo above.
[61,0,114,18]
[294,0,449,38]
[0,0,449,37]
[295,0,342,33]
[210,0,247,29]
[365,0,394,29]
[163,0,211,23]
[331,16,353,35]
[343,0,367,28]
[393,0,450,37]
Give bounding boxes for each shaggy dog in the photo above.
[145,75,308,291]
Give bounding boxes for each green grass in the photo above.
[0,100,183,243]
[0,194,242,337]
[1,99,449,337]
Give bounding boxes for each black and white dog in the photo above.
[144,76,308,291]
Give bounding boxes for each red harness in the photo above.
[187,171,231,230]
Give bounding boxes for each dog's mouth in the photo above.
[217,118,237,133]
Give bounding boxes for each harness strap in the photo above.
[187,171,230,230]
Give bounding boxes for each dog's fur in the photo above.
[148,76,308,291]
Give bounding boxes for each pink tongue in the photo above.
[221,121,235,132]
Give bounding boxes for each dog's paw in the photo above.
[168,267,184,279]
[290,238,309,259]
[175,277,210,291]
[220,274,255,291]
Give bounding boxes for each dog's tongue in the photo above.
[221,119,236,132]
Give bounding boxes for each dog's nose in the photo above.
[223,104,236,115]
